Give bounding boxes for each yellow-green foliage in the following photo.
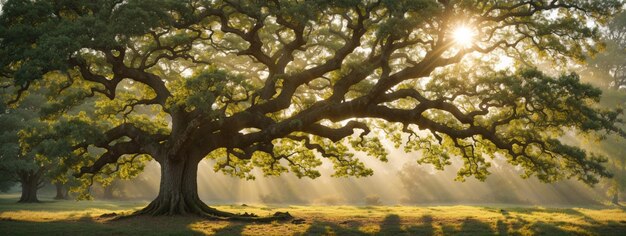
[2,0,626,199]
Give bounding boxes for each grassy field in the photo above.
[0,195,624,235]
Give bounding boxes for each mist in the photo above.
[109,145,606,206]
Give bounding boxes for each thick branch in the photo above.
[75,142,141,177]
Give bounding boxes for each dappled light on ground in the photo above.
[0,196,624,235]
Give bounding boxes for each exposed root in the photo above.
[111,209,293,223]
[110,196,293,223]
[99,213,118,218]
[204,211,294,223]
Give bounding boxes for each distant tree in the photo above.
[16,84,149,201]
[589,12,626,90]
[51,170,83,200]
[604,140,626,204]
[571,127,626,204]
[1,0,625,218]
[364,195,382,206]
[580,12,626,205]
[0,92,47,203]
[0,75,144,202]
[53,182,68,200]
[94,162,149,200]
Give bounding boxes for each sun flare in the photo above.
[452,26,476,48]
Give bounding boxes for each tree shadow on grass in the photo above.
[527,221,574,236]
[496,220,508,235]
[439,216,620,236]
[3,211,624,235]
[0,214,127,235]
[379,214,435,235]
[530,219,626,236]
[303,220,368,236]
[0,196,146,213]
[213,223,246,236]
[0,214,208,235]
[505,207,601,226]
[195,214,434,236]
[405,215,435,235]
[378,214,403,235]
[495,208,626,236]
[441,217,495,236]
[490,215,573,236]
[300,214,435,236]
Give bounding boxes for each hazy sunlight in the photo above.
[453,25,476,48]
[1,1,625,235]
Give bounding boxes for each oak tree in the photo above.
[578,12,626,204]
[1,0,625,218]
[589,11,626,90]
[0,91,49,203]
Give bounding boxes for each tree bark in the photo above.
[133,155,292,221]
[612,192,620,205]
[18,173,40,203]
[136,156,225,216]
[54,182,67,200]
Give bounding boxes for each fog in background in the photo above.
[108,144,605,206]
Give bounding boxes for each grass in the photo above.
[0,194,624,235]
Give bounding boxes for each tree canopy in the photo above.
[588,11,626,89]
[0,90,50,202]
[581,12,626,203]
[1,0,625,217]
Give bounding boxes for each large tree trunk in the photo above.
[136,156,226,216]
[134,155,292,221]
[612,192,620,205]
[18,173,41,203]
